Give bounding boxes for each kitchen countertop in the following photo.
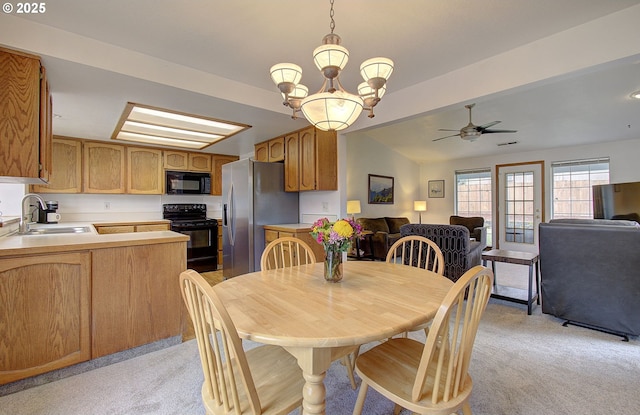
[0,222,188,258]
[263,223,315,231]
[0,216,19,227]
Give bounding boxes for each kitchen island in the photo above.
[0,223,189,384]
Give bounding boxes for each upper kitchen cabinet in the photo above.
[255,137,285,162]
[31,137,82,193]
[164,151,211,172]
[285,126,337,192]
[127,147,163,194]
[83,142,126,193]
[0,47,53,183]
[211,154,239,195]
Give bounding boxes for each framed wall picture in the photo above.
[428,180,445,198]
[368,174,394,204]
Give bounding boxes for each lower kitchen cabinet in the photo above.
[263,224,324,263]
[0,252,91,384]
[91,242,186,358]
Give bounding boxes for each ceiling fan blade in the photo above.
[432,133,460,142]
[478,120,501,129]
[437,128,460,132]
[482,129,518,134]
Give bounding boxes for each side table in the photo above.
[481,249,540,315]
[348,231,375,260]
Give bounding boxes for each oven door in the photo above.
[172,223,218,272]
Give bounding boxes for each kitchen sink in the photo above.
[21,226,92,235]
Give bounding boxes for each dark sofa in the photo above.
[356,217,410,259]
[539,218,640,338]
[400,223,486,282]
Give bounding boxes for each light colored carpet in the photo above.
[1,264,638,414]
[1,298,638,415]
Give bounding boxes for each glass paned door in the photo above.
[504,171,535,244]
[497,162,543,253]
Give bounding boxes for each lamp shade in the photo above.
[357,82,387,100]
[313,44,349,71]
[414,201,427,212]
[347,200,361,215]
[281,84,309,101]
[270,63,303,86]
[300,90,364,131]
[360,57,394,82]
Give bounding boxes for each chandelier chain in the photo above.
[329,0,335,33]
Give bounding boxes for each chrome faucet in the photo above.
[19,193,47,234]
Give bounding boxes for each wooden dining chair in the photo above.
[386,235,444,274]
[260,236,316,270]
[352,265,493,415]
[387,235,445,337]
[259,237,359,389]
[180,269,304,415]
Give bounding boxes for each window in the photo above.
[551,158,610,219]
[455,169,493,246]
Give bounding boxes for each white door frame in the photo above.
[495,161,545,252]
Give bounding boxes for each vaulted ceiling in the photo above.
[2,0,639,163]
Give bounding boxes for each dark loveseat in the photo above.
[400,223,486,282]
[539,218,640,338]
[356,217,410,259]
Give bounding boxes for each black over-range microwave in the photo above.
[166,170,211,194]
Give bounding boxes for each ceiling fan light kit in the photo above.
[269,0,393,131]
[433,103,517,142]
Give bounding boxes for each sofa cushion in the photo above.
[385,217,410,234]
[357,217,389,234]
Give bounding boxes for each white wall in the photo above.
[346,133,421,222]
[419,137,640,224]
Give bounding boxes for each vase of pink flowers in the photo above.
[310,217,363,282]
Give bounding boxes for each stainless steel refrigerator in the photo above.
[222,159,299,278]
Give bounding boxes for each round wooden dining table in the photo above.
[214,260,453,415]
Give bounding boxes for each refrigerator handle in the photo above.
[226,183,235,246]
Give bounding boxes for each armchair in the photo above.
[450,215,487,249]
[400,223,484,282]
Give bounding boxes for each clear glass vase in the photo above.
[324,246,343,282]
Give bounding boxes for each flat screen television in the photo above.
[592,181,640,222]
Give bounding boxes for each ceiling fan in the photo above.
[433,103,517,142]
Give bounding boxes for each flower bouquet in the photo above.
[310,217,363,282]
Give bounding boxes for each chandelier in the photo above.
[269,0,394,131]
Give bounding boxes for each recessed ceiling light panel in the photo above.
[112,102,251,150]
[630,90,640,99]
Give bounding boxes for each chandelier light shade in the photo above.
[269,0,393,131]
[301,91,364,131]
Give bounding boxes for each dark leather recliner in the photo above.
[449,216,487,248]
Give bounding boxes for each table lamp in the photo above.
[414,200,427,224]
[346,200,361,220]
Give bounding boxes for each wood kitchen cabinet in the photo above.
[211,154,239,195]
[91,242,186,358]
[127,146,163,194]
[164,151,212,172]
[264,224,324,263]
[31,137,83,193]
[284,132,300,191]
[0,46,53,183]
[83,142,126,193]
[254,141,268,162]
[93,221,170,234]
[0,252,91,384]
[284,127,337,192]
[254,136,285,162]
